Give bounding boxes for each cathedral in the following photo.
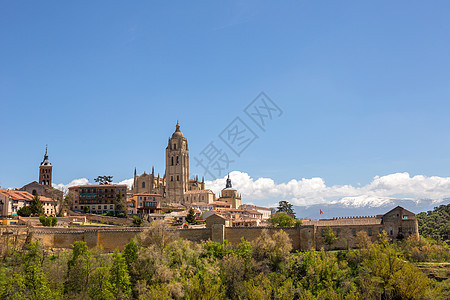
[131,121,208,204]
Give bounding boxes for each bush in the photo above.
[17,206,32,217]
[39,215,58,227]
[133,216,143,227]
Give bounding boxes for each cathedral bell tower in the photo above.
[165,121,189,203]
[39,145,52,187]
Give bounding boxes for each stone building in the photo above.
[20,147,63,213]
[0,190,56,216]
[302,206,419,249]
[217,175,241,209]
[130,121,207,204]
[69,184,128,214]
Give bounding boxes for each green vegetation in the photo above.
[39,215,58,227]
[268,212,295,227]
[276,200,296,218]
[1,223,449,299]
[17,206,32,217]
[417,204,450,242]
[185,207,197,225]
[30,193,44,216]
[132,216,143,227]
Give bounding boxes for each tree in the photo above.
[17,206,32,217]
[132,216,143,227]
[110,251,131,299]
[186,207,197,225]
[324,226,338,249]
[30,193,44,216]
[94,176,113,185]
[115,191,127,216]
[269,212,295,227]
[276,200,296,218]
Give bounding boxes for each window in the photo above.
[171,176,173,182]
[379,228,383,233]
[336,229,340,237]
[177,175,179,181]
[389,226,393,236]
[368,228,372,236]
[321,229,325,237]
[171,157,174,165]
[352,229,356,236]
[403,215,408,220]
[176,156,179,164]
[142,182,145,188]
[173,144,176,150]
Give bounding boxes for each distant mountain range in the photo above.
[294,198,449,220]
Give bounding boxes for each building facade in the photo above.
[130,122,207,204]
[69,184,128,214]
[0,190,56,216]
[217,175,241,209]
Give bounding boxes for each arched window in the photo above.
[32,189,37,195]
[176,156,179,164]
[174,143,177,150]
[177,175,179,181]
[171,157,174,166]
[142,182,146,188]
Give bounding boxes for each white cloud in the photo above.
[119,178,134,189]
[53,178,90,195]
[205,171,450,207]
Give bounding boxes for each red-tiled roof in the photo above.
[68,184,127,189]
[0,190,53,202]
[185,189,213,194]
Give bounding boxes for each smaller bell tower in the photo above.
[39,145,52,187]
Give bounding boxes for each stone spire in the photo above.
[40,145,51,166]
[226,174,232,188]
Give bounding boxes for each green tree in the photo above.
[94,175,113,185]
[65,241,95,297]
[186,207,197,225]
[324,226,338,249]
[17,205,32,217]
[110,251,131,299]
[115,191,126,216]
[30,193,44,216]
[276,200,296,218]
[269,212,295,227]
[132,216,143,227]
[23,242,52,300]
[89,266,114,300]
[417,204,450,242]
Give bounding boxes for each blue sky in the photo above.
[1,1,450,209]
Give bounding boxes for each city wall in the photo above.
[1,225,319,253]
[1,224,384,253]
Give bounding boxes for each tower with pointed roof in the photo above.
[39,145,52,187]
[165,121,189,203]
[218,174,242,209]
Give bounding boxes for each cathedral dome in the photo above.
[171,121,184,139]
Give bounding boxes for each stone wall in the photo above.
[1,220,417,253]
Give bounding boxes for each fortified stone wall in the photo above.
[1,221,415,253]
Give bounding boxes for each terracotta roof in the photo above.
[185,189,213,194]
[68,184,127,189]
[0,190,53,202]
[211,201,231,206]
[188,202,212,206]
[132,193,162,197]
[302,217,382,227]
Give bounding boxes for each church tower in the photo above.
[39,145,52,187]
[165,121,189,203]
